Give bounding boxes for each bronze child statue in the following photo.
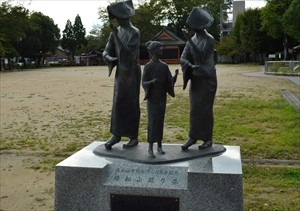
[180,7,217,150]
[142,41,178,158]
[102,0,141,149]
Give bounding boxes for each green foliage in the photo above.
[0,36,6,57]
[19,12,60,66]
[84,35,101,53]
[261,0,292,39]
[84,24,102,52]
[73,14,87,53]
[157,0,223,40]
[261,0,293,60]
[282,0,300,42]
[232,7,289,60]
[216,35,241,62]
[62,15,87,58]
[131,1,165,43]
[0,1,29,58]
[239,9,264,55]
[0,1,60,68]
[269,62,281,72]
[61,20,76,58]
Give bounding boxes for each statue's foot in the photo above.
[157,147,165,154]
[148,149,155,158]
[105,135,120,149]
[123,138,138,149]
[181,138,197,150]
[199,140,213,149]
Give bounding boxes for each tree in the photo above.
[158,0,223,40]
[19,12,60,66]
[239,9,265,62]
[0,1,29,69]
[0,38,4,57]
[61,15,87,60]
[131,0,165,43]
[261,0,292,60]
[231,8,281,63]
[61,20,76,60]
[282,0,300,42]
[83,24,102,52]
[216,35,241,63]
[73,14,87,54]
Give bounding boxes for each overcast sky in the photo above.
[6,0,266,35]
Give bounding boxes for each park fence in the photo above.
[265,61,300,76]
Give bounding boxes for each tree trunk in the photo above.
[283,32,288,61]
[8,58,12,70]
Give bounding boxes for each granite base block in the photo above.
[55,141,244,211]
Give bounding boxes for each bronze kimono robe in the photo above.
[103,23,141,138]
[180,31,217,140]
[142,60,175,143]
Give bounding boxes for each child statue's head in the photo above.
[145,41,163,59]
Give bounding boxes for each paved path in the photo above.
[244,70,300,86]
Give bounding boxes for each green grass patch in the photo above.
[214,98,300,159]
[243,165,300,210]
[30,158,64,171]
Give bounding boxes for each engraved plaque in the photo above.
[111,194,179,211]
[104,163,188,190]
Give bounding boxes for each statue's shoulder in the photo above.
[144,60,155,69]
[130,23,140,34]
[205,32,215,43]
[159,60,168,67]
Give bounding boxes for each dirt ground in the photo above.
[0,65,299,211]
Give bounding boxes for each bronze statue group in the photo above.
[102,0,217,158]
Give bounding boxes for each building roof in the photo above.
[151,27,186,46]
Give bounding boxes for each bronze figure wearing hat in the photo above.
[142,41,178,158]
[102,0,141,149]
[180,7,217,150]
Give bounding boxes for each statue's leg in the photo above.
[148,143,155,158]
[105,134,121,149]
[157,141,165,154]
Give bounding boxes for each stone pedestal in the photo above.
[55,141,243,211]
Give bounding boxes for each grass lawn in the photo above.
[243,165,299,210]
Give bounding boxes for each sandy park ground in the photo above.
[0,65,299,210]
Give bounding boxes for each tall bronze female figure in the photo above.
[180,7,217,150]
[102,0,141,149]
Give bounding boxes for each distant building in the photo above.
[140,27,185,64]
[81,50,103,66]
[44,46,68,64]
[233,0,245,26]
[220,0,245,37]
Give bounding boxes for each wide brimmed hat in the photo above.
[186,7,214,30]
[145,41,161,53]
[107,0,135,19]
